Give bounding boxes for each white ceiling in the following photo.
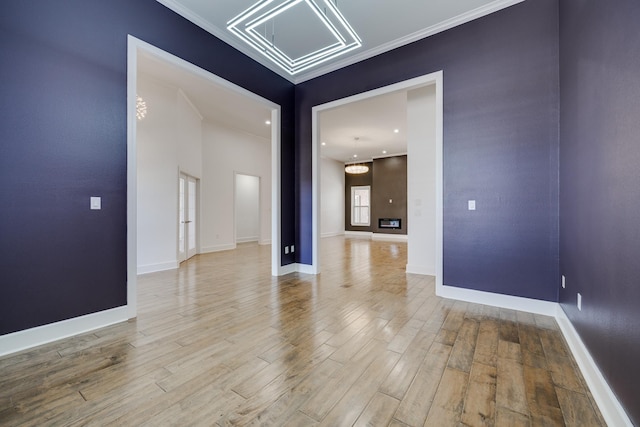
[320,91,408,163]
[138,51,273,139]
[155,0,523,83]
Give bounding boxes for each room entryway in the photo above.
[179,173,198,263]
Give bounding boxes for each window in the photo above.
[351,186,370,226]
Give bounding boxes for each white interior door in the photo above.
[179,173,197,263]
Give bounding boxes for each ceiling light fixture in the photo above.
[345,163,369,174]
[345,137,369,174]
[136,95,147,121]
[228,0,362,75]
[265,120,271,125]
[393,128,399,133]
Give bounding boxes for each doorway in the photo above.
[311,71,444,291]
[179,173,198,262]
[235,173,261,244]
[127,36,283,320]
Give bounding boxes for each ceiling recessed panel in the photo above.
[156,0,525,82]
[251,5,341,60]
[228,0,361,75]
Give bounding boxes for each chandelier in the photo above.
[345,163,369,174]
[345,136,369,174]
[136,95,147,120]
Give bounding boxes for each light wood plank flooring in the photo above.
[0,237,605,426]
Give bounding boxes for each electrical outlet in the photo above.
[577,293,582,311]
[291,245,295,253]
[562,275,566,289]
[284,246,289,254]
[468,200,476,211]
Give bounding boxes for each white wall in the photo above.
[201,121,271,252]
[235,174,260,243]
[321,157,345,237]
[136,76,202,274]
[407,85,437,275]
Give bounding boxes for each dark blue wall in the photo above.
[0,0,295,335]
[560,0,640,423]
[295,0,560,301]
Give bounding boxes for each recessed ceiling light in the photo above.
[227,0,362,75]
[382,150,387,154]
[265,120,271,125]
[393,129,400,134]
[353,154,358,158]
[321,142,326,146]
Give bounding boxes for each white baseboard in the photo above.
[0,306,130,357]
[372,233,408,242]
[259,239,272,245]
[344,231,372,238]
[236,236,259,243]
[201,243,236,254]
[436,283,557,316]
[555,306,633,427]
[321,231,345,238]
[436,283,632,425]
[137,260,178,275]
[406,264,436,276]
[344,231,408,242]
[296,263,316,274]
[278,263,299,276]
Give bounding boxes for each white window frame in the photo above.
[351,185,371,226]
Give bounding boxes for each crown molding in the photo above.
[154,0,295,82]
[155,0,525,84]
[294,0,525,83]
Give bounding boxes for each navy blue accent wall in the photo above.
[560,0,640,423]
[295,0,560,301]
[0,0,295,335]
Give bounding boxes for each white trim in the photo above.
[437,284,557,316]
[126,36,139,320]
[259,239,272,245]
[127,36,284,290]
[279,263,299,276]
[372,233,408,242]
[155,0,524,84]
[436,286,632,425]
[297,0,524,83]
[344,231,373,238]
[555,307,633,427]
[201,244,237,253]
[321,231,345,238]
[312,71,444,286]
[236,236,259,243]
[350,185,371,227]
[270,108,285,276]
[406,264,436,276]
[137,261,179,275]
[296,263,316,275]
[0,307,128,357]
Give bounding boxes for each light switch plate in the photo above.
[468,200,476,211]
[90,197,101,210]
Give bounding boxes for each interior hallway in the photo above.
[0,237,604,426]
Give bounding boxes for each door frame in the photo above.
[311,71,444,293]
[127,35,283,320]
[178,172,199,262]
[233,172,262,245]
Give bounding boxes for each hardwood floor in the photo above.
[0,237,605,426]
